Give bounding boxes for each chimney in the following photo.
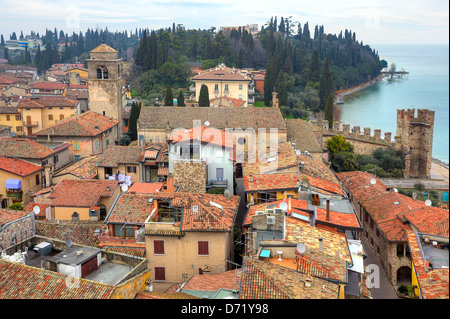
[309,207,317,227]
[166,174,175,192]
[44,164,52,187]
[326,199,330,221]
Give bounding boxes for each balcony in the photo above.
[24,121,39,127]
[207,179,228,188]
[6,189,23,200]
[98,235,145,248]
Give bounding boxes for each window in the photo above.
[198,241,209,256]
[238,94,243,100]
[42,160,48,166]
[95,140,99,149]
[35,174,40,185]
[214,84,219,92]
[127,166,137,174]
[224,84,229,92]
[154,267,166,281]
[48,114,53,121]
[16,126,22,132]
[97,66,108,79]
[216,168,224,180]
[15,115,21,121]
[154,240,165,255]
[73,142,80,150]
[59,114,64,120]
[370,218,374,229]
[54,155,59,163]
[239,84,243,90]
[114,225,134,237]
[6,115,10,121]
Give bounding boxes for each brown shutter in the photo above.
[198,241,209,255]
[154,240,164,254]
[154,267,165,281]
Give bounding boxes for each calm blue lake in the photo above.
[338,44,449,163]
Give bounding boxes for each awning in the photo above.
[5,179,21,189]
[158,167,169,176]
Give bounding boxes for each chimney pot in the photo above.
[326,199,330,221]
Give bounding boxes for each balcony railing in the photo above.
[6,189,23,200]
[207,179,228,187]
[98,235,145,247]
[24,121,39,127]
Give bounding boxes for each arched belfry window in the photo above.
[97,65,109,79]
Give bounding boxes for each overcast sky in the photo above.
[0,0,448,45]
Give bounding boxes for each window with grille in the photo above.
[154,267,165,281]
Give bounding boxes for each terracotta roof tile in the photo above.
[31,82,67,90]
[168,126,233,149]
[107,193,155,224]
[48,179,119,208]
[91,43,118,53]
[18,96,79,108]
[53,155,99,179]
[0,137,59,159]
[33,111,119,137]
[0,260,115,299]
[192,66,251,81]
[183,269,241,291]
[128,182,164,194]
[286,119,323,153]
[96,145,143,167]
[0,156,43,176]
[0,209,31,227]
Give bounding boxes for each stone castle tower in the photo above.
[87,43,123,137]
[396,109,435,179]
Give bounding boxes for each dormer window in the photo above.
[97,66,109,79]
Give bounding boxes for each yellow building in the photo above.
[191,64,252,107]
[47,179,120,221]
[0,106,23,136]
[18,96,79,136]
[145,192,240,283]
[96,145,142,183]
[0,156,44,207]
[66,67,88,79]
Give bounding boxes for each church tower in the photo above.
[87,43,123,137]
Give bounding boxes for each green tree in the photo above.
[319,57,332,111]
[326,135,354,157]
[198,84,210,107]
[308,49,320,83]
[324,93,334,129]
[177,90,185,106]
[128,102,139,141]
[164,86,173,106]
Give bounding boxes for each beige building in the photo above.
[17,96,79,136]
[145,192,240,283]
[96,145,143,183]
[33,111,120,162]
[47,179,120,221]
[0,156,44,207]
[191,64,252,107]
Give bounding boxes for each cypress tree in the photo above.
[128,102,139,141]
[308,49,320,83]
[0,35,4,47]
[177,90,185,107]
[324,93,334,129]
[198,84,210,107]
[164,86,173,106]
[319,57,332,111]
[34,45,41,73]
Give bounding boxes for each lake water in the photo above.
[338,44,449,164]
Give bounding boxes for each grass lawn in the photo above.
[253,101,266,107]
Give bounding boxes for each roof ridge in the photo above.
[191,194,232,230]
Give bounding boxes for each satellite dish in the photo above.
[296,243,306,255]
[279,202,288,212]
[204,120,210,127]
[121,184,129,192]
[370,178,376,185]
[33,206,40,215]
[425,199,432,207]
[65,238,73,248]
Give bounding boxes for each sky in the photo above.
[0,0,448,46]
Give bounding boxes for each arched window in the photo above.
[97,66,108,79]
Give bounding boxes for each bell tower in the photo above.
[87,43,123,137]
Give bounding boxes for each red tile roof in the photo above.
[192,66,251,82]
[48,179,119,208]
[128,182,164,194]
[0,137,61,159]
[33,111,119,137]
[336,171,448,241]
[210,96,246,107]
[107,193,155,224]
[406,230,449,299]
[0,156,43,176]
[245,198,361,229]
[0,209,31,227]
[18,96,78,108]
[91,43,118,53]
[0,76,14,85]
[23,202,50,218]
[0,260,115,299]
[183,269,241,291]
[96,145,143,167]
[168,126,233,149]
[31,82,67,90]
[244,172,343,195]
